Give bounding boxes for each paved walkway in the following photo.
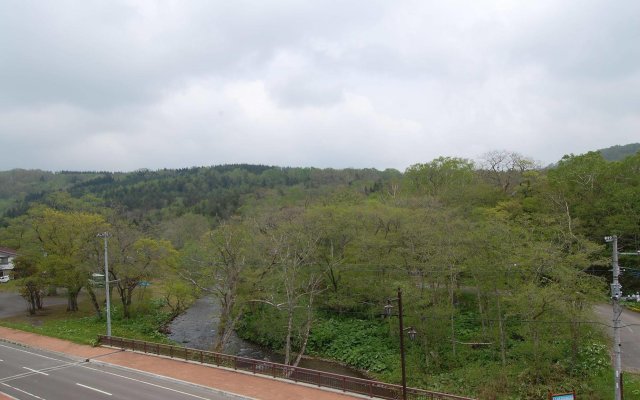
[594,303,640,373]
[0,327,362,400]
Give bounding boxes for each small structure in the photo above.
[0,247,17,283]
[549,391,575,400]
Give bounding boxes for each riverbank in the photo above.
[167,296,370,378]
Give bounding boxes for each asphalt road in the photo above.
[0,341,245,400]
[594,303,640,373]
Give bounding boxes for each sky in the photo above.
[1,0,638,172]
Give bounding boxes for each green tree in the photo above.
[254,208,323,367]
[107,221,177,318]
[25,207,108,311]
[180,217,252,351]
[404,156,475,197]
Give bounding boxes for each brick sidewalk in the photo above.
[0,327,362,400]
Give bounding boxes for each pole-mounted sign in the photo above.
[549,391,575,400]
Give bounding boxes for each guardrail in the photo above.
[97,336,475,400]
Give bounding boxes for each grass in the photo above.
[624,372,640,398]
[0,278,21,292]
[0,291,174,346]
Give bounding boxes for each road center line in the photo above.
[22,367,49,376]
[1,382,46,399]
[76,383,112,396]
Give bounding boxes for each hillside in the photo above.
[1,149,639,398]
[598,142,640,161]
[0,165,397,226]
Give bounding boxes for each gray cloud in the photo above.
[0,0,638,171]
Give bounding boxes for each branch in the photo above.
[177,270,213,294]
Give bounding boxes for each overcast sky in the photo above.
[1,0,638,172]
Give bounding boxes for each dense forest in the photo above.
[1,145,639,399]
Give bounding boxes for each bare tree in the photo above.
[255,210,324,367]
[180,218,250,352]
[479,150,538,194]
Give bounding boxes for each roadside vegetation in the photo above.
[0,293,174,346]
[1,147,639,399]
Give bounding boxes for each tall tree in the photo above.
[254,208,323,367]
[479,150,538,194]
[107,220,177,318]
[26,206,108,311]
[180,217,252,351]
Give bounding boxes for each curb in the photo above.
[0,337,255,400]
[99,345,372,400]
[86,358,257,400]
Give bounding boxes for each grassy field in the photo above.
[0,291,174,346]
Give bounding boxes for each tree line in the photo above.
[1,148,639,398]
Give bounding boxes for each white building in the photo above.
[0,247,17,283]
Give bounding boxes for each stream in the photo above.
[167,296,368,378]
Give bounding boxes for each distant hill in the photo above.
[0,165,396,225]
[598,143,640,161]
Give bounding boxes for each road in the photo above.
[594,303,640,373]
[0,341,244,400]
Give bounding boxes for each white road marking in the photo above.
[0,343,68,362]
[2,341,216,399]
[1,382,46,399]
[76,383,112,396]
[22,367,48,376]
[628,326,634,333]
[81,365,215,400]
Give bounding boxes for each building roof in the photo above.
[0,247,18,256]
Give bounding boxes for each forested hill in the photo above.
[598,142,640,161]
[1,149,640,397]
[0,165,399,223]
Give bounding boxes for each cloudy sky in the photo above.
[1,0,638,172]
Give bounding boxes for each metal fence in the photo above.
[97,336,475,400]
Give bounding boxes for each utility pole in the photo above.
[98,232,112,337]
[605,235,622,400]
[397,288,407,400]
[384,288,416,400]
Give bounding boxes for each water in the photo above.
[167,296,368,378]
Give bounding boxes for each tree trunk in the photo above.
[86,284,102,319]
[449,264,457,357]
[66,289,79,312]
[476,287,487,337]
[284,307,294,366]
[28,291,37,315]
[35,290,43,310]
[214,290,237,352]
[496,292,506,366]
[292,308,313,368]
[118,287,130,319]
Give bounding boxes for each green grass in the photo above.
[0,278,21,292]
[625,303,640,313]
[624,372,640,398]
[0,294,174,346]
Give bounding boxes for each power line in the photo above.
[317,308,627,328]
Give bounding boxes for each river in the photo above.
[167,296,368,378]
